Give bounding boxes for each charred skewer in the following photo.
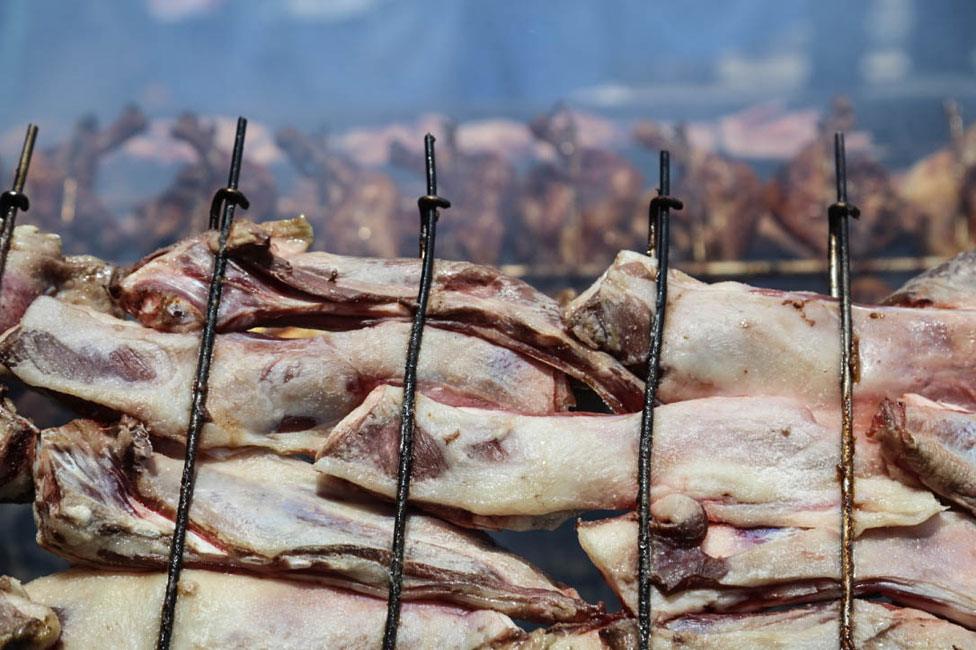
[0,124,38,287]
[638,151,682,649]
[828,132,859,650]
[382,134,450,649]
[156,117,250,650]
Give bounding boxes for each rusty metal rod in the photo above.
[828,131,858,650]
[156,117,249,650]
[637,151,681,649]
[0,124,38,290]
[382,133,450,649]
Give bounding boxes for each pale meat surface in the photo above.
[0,575,59,649]
[577,511,976,627]
[316,386,940,532]
[33,417,597,623]
[655,600,976,649]
[871,394,976,516]
[564,250,976,411]
[0,297,570,455]
[115,218,643,412]
[25,569,520,650]
[0,225,67,334]
[883,251,976,310]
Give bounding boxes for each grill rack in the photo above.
[0,116,902,648]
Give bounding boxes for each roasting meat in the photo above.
[498,618,637,649]
[21,569,520,650]
[116,218,643,411]
[578,510,976,627]
[871,394,976,516]
[34,416,597,623]
[0,226,66,335]
[316,386,939,532]
[883,250,976,309]
[0,576,59,649]
[655,600,976,649]
[0,297,570,456]
[0,391,39,503]
[565,251,976,411]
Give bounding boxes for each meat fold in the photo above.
[655,600,976,649]
[883,251,976,310]
[114,218,643,412]
[315,386,940,532]
[0,389,39,503]
[0,297,571,456]
[33,416,597,623]
[871,394,976,516]
[23,569,520,649]
[564,250,976,410]
[0,576,59,649]
[577,510,976,627]
[0,226,66,334]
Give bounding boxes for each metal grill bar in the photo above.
[156,117,249,650]
[0,124,38,287]
[637,151,682,649]
[828,131,859,650]
[382,133,450,649]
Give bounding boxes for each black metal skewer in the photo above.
[638,151,682,649]
[156,117,250,650]
[382,133,450,649]
[827,132,859,650]
[0,124,38,288]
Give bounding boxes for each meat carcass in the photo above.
[564,251,976,411]
[22,570,520,649]
[871,393,976,516]
[577,510,976,627]
[316,386,939,532]
[116,218,643,412]
[0,391,39,503]
[0,576,59,649]
[34,416,597,623]
[655,600,976,649]
[883,250,976,310]
[0,226,65,334]
[0,297,570,456]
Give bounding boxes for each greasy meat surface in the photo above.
[25,570,519,650]
[0,226,65,334]
[0,297,570,455]
[498,618,637,649]
[0,391,39,503]
[116,218,643,412]
[871,394,976,516]
[565,251,976,411]
[883,251,976,309]
[34,417,597,623]
[578,511,976,627]
[316,386,939,532]
[0,576,59,649]
[656,600,976,649]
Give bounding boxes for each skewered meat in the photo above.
[765,99,905,258]
[871,394,976,516]
[499,618,636,649]
[577,510,976,627]
[391,120,515,264]
[278,127,405,258]
[0,391,38,503]
[0,297,570,456]
[564,251,976,411]
[0,226,65,335]
[0,576,59,649]
[21,570,519,650]
[34,416,597,623]
[655,600,976,648]
[116,218,644,412]
[315,386,939,532]
[883,250,976,309]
